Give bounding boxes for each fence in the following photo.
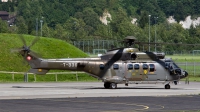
[0,71,85,82]
[73,39,123,54]
[175,62,200,76]
[73,39,200,55]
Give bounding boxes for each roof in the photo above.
[0,11,9,15]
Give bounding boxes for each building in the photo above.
[0,11,9,20]
[0,11,16,26]
[1,0,9,2]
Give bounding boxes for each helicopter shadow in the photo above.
[12,86,195,90]
[81,86,186,90]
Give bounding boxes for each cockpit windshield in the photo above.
[172,62,179,68]
[165,62,179,69]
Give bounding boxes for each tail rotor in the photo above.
[11,35,40,61]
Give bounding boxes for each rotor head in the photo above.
[124,36,137,47]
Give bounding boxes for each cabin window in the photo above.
[127,64,133,70]
[149,64,155,72]
[99,64,105,70]
[134,64,139,70]
[143,64,148,70]
[113,64,119,70]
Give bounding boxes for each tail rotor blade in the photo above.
[11,48,23,53]
[19,34,27,46]
[29,36,40,48]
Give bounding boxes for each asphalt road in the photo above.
[0,82,199,112]
[0,95,199,112]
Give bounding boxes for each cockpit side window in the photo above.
[165,63,170,69]
[166,62,179,69]
[149,64,155,72]
[127,64,133,70]
[99,64,105,70]
[113,64,119,70]
[172,63,179,68]
[134,64,139,70]
[143,64,148,70]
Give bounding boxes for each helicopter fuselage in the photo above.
[16,36,189,89]
[24,47,188,89]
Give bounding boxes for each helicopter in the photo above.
[13,36,189,89]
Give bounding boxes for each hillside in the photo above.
[0,33,88,72]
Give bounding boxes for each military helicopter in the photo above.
[13,36,188,89]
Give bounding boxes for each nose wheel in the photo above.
[165,84,170,89]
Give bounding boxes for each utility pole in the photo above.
[36,18,38,36]
[154,17,158,52]
[149,15,151,52]
[40,19,43,37]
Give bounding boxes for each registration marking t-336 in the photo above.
[63,63,77,67]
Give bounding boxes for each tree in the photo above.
[94,24,111,39]
[54,24,69,40]
[138,11,148,29]
[63,17,88,40]
[16,16,28,34]
[42,23,54,38]
[82,7,101,33]
[0,18,9,33]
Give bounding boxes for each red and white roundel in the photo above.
[27,56,32,61]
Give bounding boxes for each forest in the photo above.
[1,0,200,52]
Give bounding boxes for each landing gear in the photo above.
[104,82,117,89]
[110,83,117,89]
[174,81,178,85]
[104,82,110,89]
[165,84,170,89]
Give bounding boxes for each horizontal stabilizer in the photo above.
[28,68,49,75]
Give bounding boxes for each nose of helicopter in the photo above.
[184,70,188,77]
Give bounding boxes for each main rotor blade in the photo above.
[19,35,27,46]
[29,36,40,48]
[135,41,200,46]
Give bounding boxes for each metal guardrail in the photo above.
[0,71,85,74]
[0,71,85,82]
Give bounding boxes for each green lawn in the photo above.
[0,73,97,82]
[166,55,200,62]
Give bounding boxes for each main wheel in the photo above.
[165,84,170,89]
[104,82,110,89]
[110,83,117,89]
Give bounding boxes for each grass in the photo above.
[0,73,97,82]
[166,55,200,62]
[167,55,200,82]
[187,76,200,82]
